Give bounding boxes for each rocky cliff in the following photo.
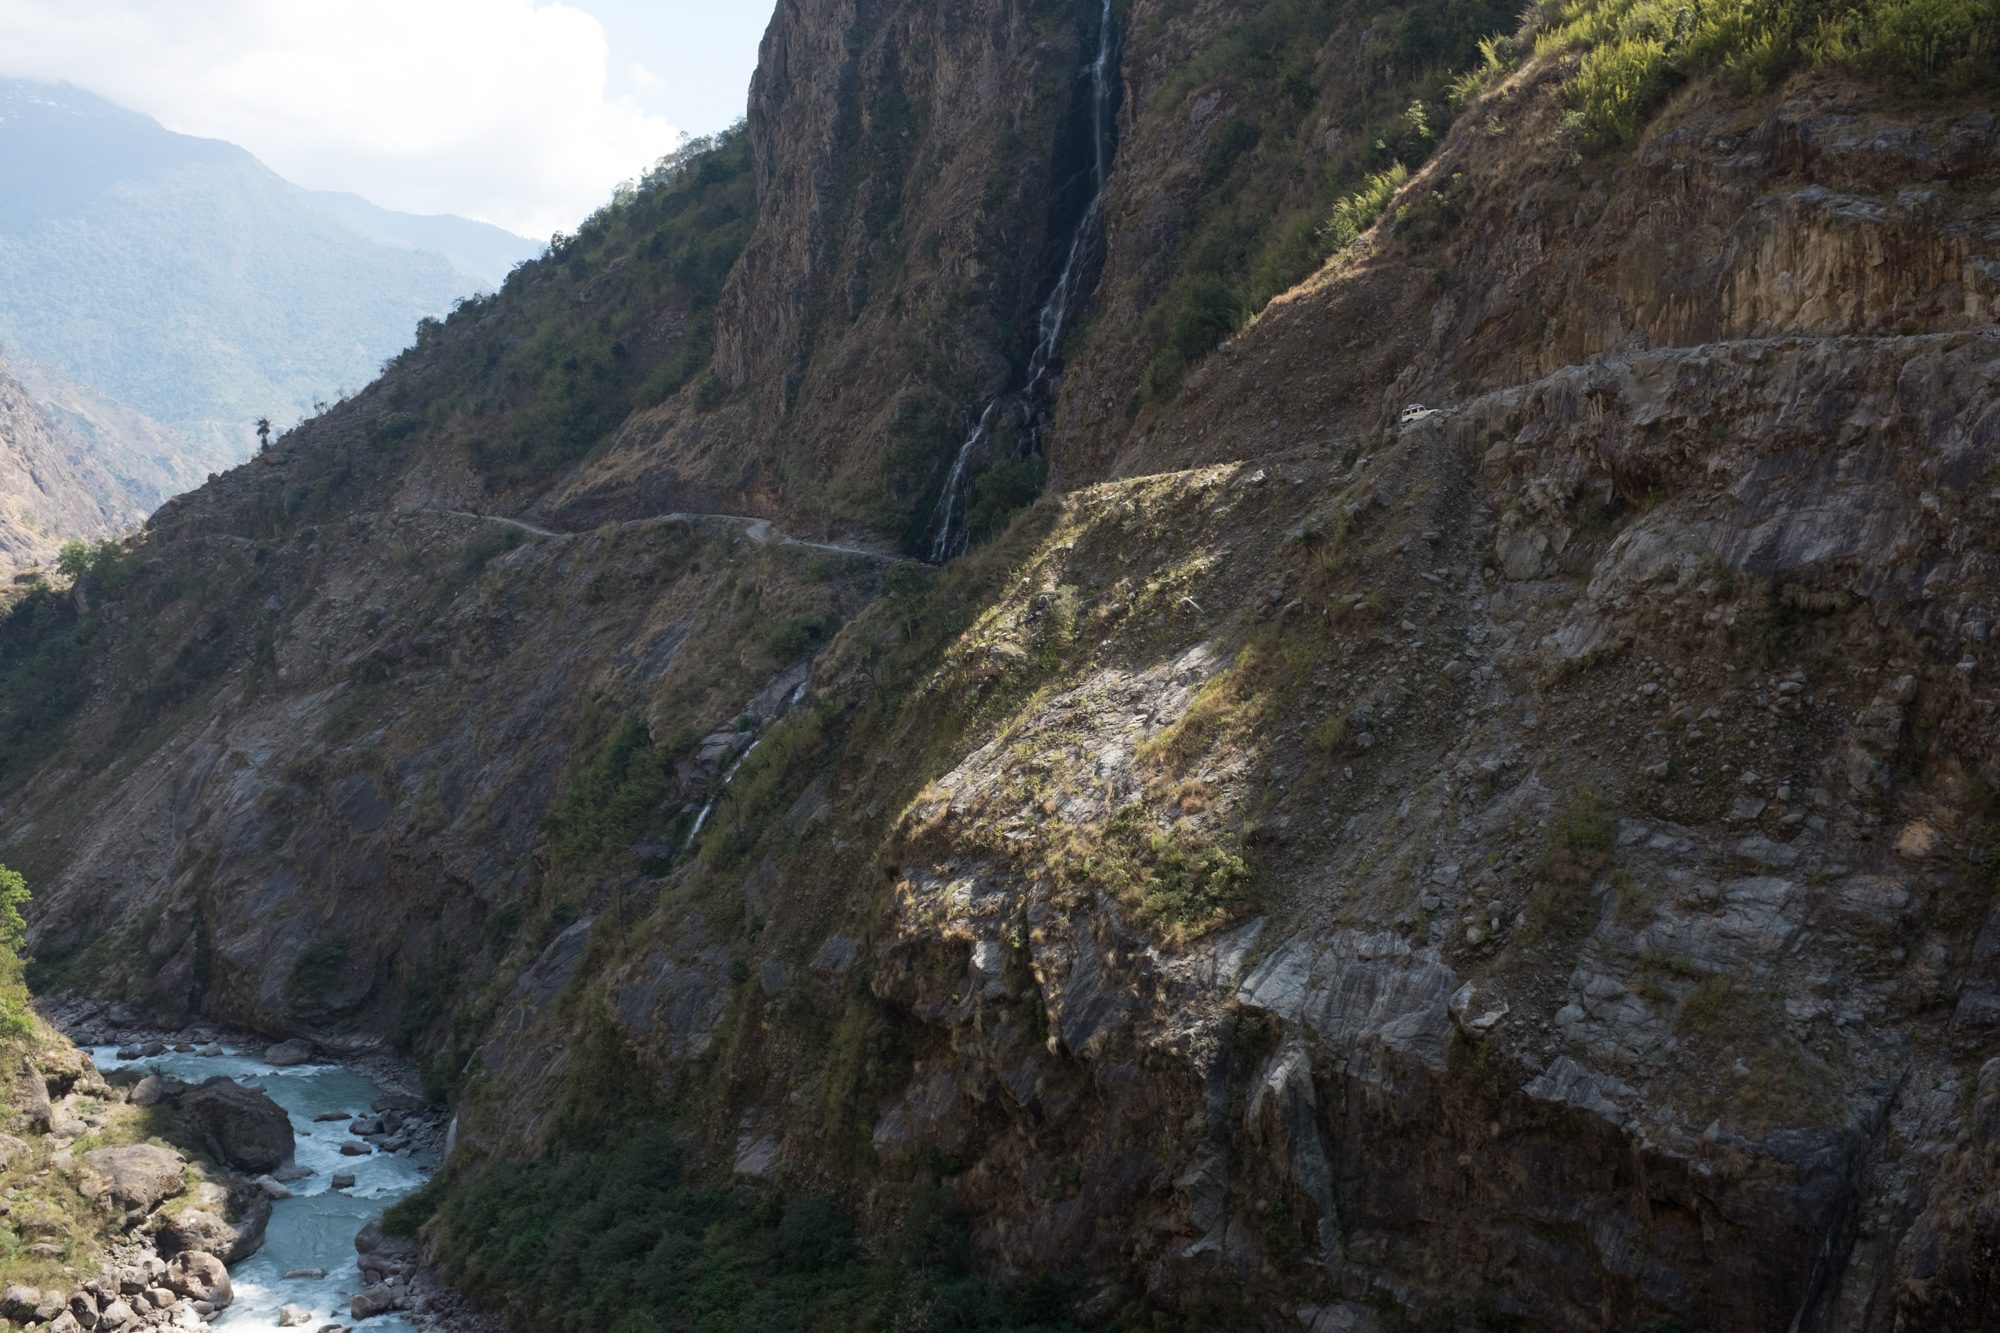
[3,1,1999,1330]
[0,355,205,583]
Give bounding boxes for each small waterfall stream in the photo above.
[926,0,1121,563]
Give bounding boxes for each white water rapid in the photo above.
[91,1044,430,1332]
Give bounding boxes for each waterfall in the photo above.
[926,0,1121,564]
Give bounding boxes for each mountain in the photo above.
[3,3,2000,1331]
[0,351,201,579]
[302,189,543,290]
[0,79,539,462]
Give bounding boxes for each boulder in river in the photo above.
[264,1039,315,1066]
[278,1302,313,1326]
[184,1076,295,1173]
[339,1139,371,1156]
[164,1251,231,1309]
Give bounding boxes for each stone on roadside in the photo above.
[128,1075,167,1107]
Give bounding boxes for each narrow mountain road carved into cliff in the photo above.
[404,508,917,565]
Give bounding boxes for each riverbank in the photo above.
[23,999,504,1333]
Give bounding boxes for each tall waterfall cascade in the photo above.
[926,0,1121,564]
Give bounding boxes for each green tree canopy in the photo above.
[0,864,27,952]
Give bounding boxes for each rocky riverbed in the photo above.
[10,1001,502,1333]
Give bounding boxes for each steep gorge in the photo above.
[3,1,1999,1330]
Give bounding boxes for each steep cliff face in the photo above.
[4,1,2000,1329]
[551,0,1110,546]
[0,355,200,581]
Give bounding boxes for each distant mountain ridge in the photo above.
[0,79,541,466]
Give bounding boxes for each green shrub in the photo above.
[286,937,349,1006]
[1318,163,1412,253]
[0,866,32,1040]
[0,584,99,787]
[1541,0,1998,145]
[544,713,683,876]
[427,1123,1094,1333]
[1130,0,1516,401]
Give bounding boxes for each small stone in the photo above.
[282,1269,328,1281]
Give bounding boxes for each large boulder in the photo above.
[82,1144,187,1218]
[350,1284,403,1319]
[154,1195,270,1264]
[264,1039,315,1067]
[164,1251,231,1309]
[183,1078,294,1173]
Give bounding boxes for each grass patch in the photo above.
[1537,0,2000,145]
[1523,790,1617,942]
[1056,806,1259,945]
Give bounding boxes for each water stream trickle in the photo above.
[91,1045,430,1332]
[926,0,1121,564]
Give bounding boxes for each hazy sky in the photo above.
[0,0,776,238]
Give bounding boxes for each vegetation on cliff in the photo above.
[4,0,2000,1329]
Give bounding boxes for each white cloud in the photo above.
[0,0,687,237]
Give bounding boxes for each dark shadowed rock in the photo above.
[183,1077,294,1173]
